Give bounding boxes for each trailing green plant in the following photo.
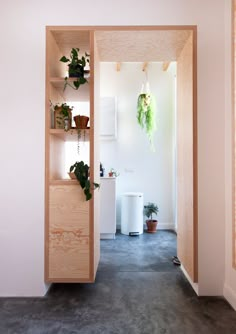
[143,202,159,221]
[137,93,156,150]
[60,48,90,91]
[69,161,100,201]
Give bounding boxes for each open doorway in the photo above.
[95,27,198,283]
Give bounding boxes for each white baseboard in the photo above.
[100,233,116,240]
[224,284,236,310]
[155,222,175,230]
[116,223,175,231]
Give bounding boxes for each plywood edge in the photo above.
[192,26,198,282]
[89,30,95,281]
[46,25,198,32]
[45,27,51,282]
[45,277,93,283]
[232,0,236,269]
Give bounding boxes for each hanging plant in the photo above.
[137,93,156,149]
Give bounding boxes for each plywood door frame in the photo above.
[232,0,236,269]
[45,25,198,282]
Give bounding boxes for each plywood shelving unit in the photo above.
[45,27,100,283]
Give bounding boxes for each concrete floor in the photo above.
[1,230,236,333]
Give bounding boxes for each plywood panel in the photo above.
[51,30,90,59]
[233,0,236,268]
[48,185,90,281]
[50,77,90,102]
[49,135,65,180]
[92,32,101,278]
[176,32,198,282]
[47,29,65,77]
[96,30,191,62]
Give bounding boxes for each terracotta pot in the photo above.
[74,115,89,129]
[68,172,76,179]
[146,220,158,233]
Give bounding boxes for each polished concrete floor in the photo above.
[1,230,236,333]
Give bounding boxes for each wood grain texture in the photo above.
[176,33,198,282]
[51,30,90,59]
[50,77,90,102]
[48,185,90,281]
[92,32,101,278]
[47,29,65,77]
[233,0,236,268]
[49,135,65,180]
[50,129,90,142]
[95,30,191,62]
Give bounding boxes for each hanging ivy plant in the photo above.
[137,93,156,149]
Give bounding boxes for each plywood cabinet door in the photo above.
[48,185,90,281]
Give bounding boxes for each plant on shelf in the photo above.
[73,115,90,155]
[137,93,156,150]
[108,168,120,177]
[143,202,159,233]
[69,161,100,201]
[53,102,74,131]
[60,48,90,91]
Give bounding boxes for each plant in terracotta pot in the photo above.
[69,161,100,201]
[143,202,159,233]
[60,48,90,90]
[73,115,90,154]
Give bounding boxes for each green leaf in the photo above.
[73,80,80,89]
[60,56,69,63]
[79,77,86,84]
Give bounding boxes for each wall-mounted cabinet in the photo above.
[45,27,100,283]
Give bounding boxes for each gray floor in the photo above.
[1,230,236,334]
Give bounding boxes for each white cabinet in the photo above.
[100,97,117,140]
[100,177,116,239]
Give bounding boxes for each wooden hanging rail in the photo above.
[162,62,170,71]
[116,62,121,71]
[142,62,148,72]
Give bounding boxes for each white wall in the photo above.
[0,0,230,298]
[100,62,175,229]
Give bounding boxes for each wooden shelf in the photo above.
[50,128,90,142]
[50,77,90,102]
[50,179,79,185]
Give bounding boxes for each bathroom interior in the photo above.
[64,61,177,238]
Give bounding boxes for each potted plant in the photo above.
[143,202,159,233]
[60,48,90,90]
[69,161,100,201]
[137,93,156,150]
[53,102,73,131]
[108,168,120,177]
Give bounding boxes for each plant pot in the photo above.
[68,64,84,78]
[68,172,76,179]
[146,220,158,233]
[74,115,89,129]
[54,107,72,130]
